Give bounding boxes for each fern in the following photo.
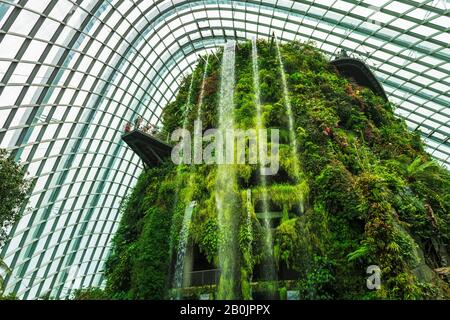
[347,243,370,262]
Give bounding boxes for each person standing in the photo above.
[134,116,143,130]
[124,121,131,133]
[143,121,152,133]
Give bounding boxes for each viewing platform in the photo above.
[330,57,388,102]
[122,129,172,167]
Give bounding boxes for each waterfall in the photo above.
[275,36,307,214]
[274,37,301,176]
[172,56,210,298]
[216,41,238,299]
[173,201,196,297]
[169,70,197,298]
[197,55,209,121]
[182,73,196,130]
[244,188,254,299]
[193,56,209,165]
[246,189,253,256]
[252,38,277,287]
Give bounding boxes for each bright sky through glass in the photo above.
[0,0,448,299]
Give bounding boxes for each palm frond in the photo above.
[0,258,11,294]
[0,259,11,274]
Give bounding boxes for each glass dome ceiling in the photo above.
[0,0,448,299]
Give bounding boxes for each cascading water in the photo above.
[274,38,310,299]
[172,57,212,298]
[252,38,277,287]
[275,36,306,213]
[169,71,197,298]
[182,73,196,130]
[194,57,209,164]
[173,39,304,299]
[197,56,209,120]
[275,37,300,175]
[216,41,239,299]
[245,188,253,259]
[173,201,196,296]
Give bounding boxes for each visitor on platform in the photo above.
[124,121,131,133]
[134,116,143,130]
[143,122,152,133]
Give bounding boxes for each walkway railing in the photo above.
[188,269,220,287]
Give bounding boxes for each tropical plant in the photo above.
[0,259,11,295]
[0,148,29,245]
[0,148,30,295]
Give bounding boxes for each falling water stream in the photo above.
[274,37,310,299]
[197,55,209,121]
[182,73,196,130]
[169,67,196,300]
[194,56,209,164]
[275,37,301,175]
[173,201,196,295]
[252,38,277,288]
[275,36,307,216]
[172,58,210,297]
[173,39,302,299]
[216,41,238,299]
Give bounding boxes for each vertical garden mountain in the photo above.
[99,40,450,300]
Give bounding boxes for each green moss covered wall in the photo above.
[98,40,450,300]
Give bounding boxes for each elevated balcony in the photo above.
[330,56,388,102]
[122,129,172,167]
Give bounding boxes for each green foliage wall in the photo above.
[103,40,450,300]
[104,164,178,299]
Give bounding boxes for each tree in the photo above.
[0,148,30,293]
[0,259,11,295]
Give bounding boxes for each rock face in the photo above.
[103,40,450,300]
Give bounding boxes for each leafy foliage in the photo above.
[100,40,450,300]
[0,148,30,295]
[0,149,30,246]
[72,287,109,300]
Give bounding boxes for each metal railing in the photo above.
[188,269,220,287]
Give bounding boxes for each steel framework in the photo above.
[0,0,448,299]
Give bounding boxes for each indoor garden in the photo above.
[77,39,450,300]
